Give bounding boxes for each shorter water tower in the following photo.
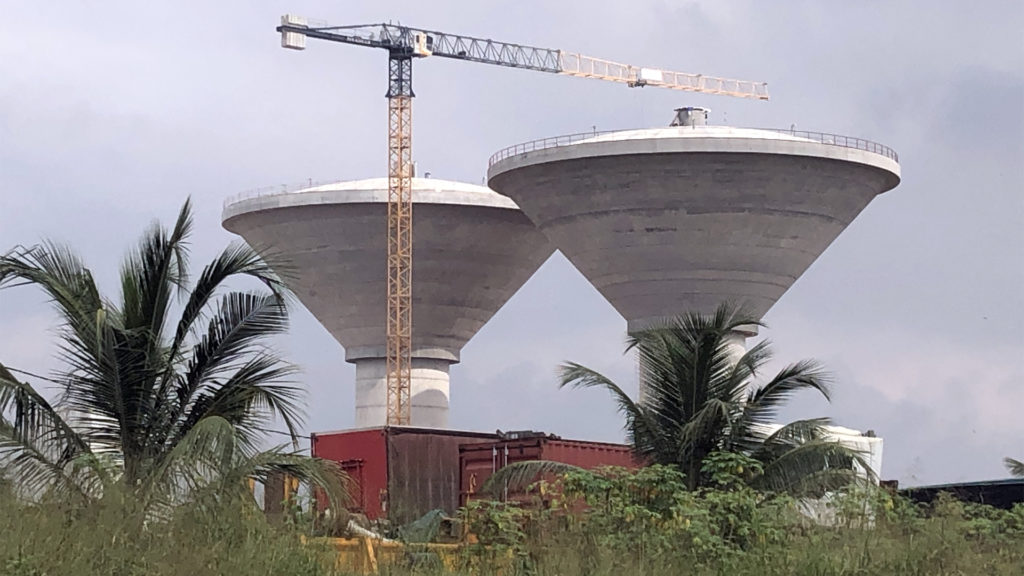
[223,178,553,428]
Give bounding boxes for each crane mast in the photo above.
[385,54,414,426]
[278,16,769,426]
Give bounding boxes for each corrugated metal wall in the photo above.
[312,427,497,523]
[312,428,388,519]
[387,429,496,524]
[459,436,636,506]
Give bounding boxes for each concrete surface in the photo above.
[353,358,451,429]
[223,178,554,428]
[488,126,901,334]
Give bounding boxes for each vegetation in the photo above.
[455,465,1024,576]
[1006,457,1024,478]
[489,305,864,496]
[2,465,1022,575]
[0,487,338,576]
[0,199,344,513]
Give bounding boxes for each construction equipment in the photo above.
[276,16,769,425]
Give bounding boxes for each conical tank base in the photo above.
[223,178,554,428]
[489,127,900,328]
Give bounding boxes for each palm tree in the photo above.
[1006,458,1024,478]
[488,304,865,496]
[0,199,344,512]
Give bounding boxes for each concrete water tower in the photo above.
[223,178,553,428]
[487,114,900,345]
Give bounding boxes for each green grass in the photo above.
[0,493,337,576]
[2,488,1022,575]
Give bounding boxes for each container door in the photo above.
[338,459,366,514]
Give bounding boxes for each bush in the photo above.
[3,468,1023,575]
[458,467,1024,575]
[0,489,339,576]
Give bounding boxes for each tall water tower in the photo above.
[488,111,900,346]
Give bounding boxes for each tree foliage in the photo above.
[0,199,344,512]
[464,466,1024,576]
[561,304,866,493]
[1005,457,1024,478]
[487,304,868,497]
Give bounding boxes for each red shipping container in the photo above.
[459,432,637,506]
[311,426,497,523]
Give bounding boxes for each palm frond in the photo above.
[743,418,830,463]
[0,243,104,359]
[710,302,764,337]
[0,425,90,502]
[156,292,294,446]
[668,312,738,411]
[782,467,864,498]
[674,398,735,486]
[173,353,302,451]
[721,338,773,400]
[165,242,289,369]
[631,306,754,430]
[143,415,239,501]
[752,359,833,405]
[118,212,185,335]
[225,450,350,514]
[55,313,153,467]
[559,362,661,461]
[764,418,831,444]
[755,438,869,496]
[480,460,586,498]
[1005,457,1024,478]
[99,201,194,468]
[630,328,733,467]
[629,331,689,453]
[169,197,195,292]
[151,244,291,439]
[0,365,93,500]
[0,364,89,457]
[183,292,290,383]
[730,361,832,453]
[676,398,733,456]
[144,416,347,516]
[624,303,767,473]
[0,245,132,459]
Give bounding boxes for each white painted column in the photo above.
[354,358,451,428]
[723,331,748,365]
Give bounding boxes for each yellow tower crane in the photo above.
[278,15,769,426]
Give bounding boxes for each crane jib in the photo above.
[279,22,768,99]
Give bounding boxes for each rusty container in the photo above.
[458,432,636,506]
[311,426,497,523]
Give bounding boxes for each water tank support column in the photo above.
[354,357,451,428]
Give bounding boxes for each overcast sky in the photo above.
[1,1,1021,486]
